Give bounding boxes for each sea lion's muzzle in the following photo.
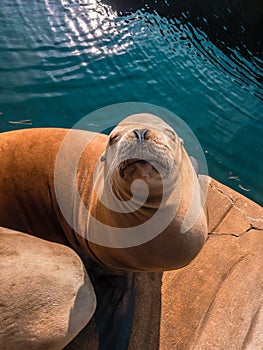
[116,132,169,180]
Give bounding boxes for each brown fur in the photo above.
[0,116,207,271]
[0,115,208,348]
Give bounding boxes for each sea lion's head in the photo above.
[100,113,184,202]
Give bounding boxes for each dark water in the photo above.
[0,0,262,205]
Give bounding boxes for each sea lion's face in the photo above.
[101,114,183,199]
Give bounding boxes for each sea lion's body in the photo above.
[0,114,208,348]
[0,116,207,271]
[0,128,107,255]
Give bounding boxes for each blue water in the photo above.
[0,0,262,205]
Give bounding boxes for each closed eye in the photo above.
[109,133,120,145]
[164,128,176,141]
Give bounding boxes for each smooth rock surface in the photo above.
[0,228,96,350]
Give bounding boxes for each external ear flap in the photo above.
[179,137,184,145]
[100,152,106,162]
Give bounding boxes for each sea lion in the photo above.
[0,114,207,348]
[0,113,207,272]
[0,226,96,350]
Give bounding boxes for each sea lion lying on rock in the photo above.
[0,113,207,270]
[0,114,207,348]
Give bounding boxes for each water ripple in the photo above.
[0,0,262,204]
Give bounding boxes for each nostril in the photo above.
[133,129,149,145]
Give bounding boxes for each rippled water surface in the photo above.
[0,0,262,204]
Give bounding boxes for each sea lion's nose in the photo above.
[133,129,149,146]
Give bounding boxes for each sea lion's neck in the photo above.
[74,154,195,271]
[91,181,158,228]
[112,178,163,209]
[89,171,179,229]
